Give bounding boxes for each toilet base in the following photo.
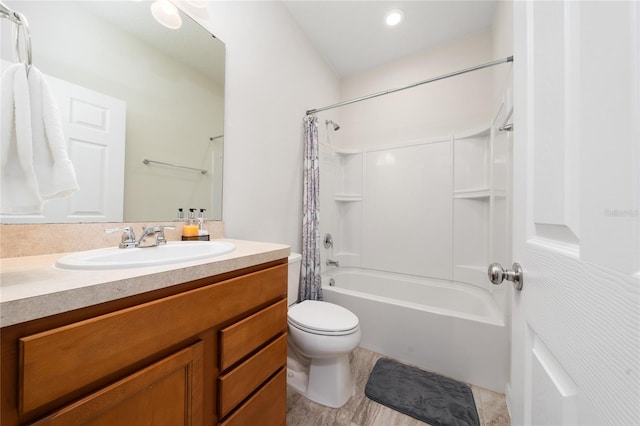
[307,354,354,408]
[286,352,354,408]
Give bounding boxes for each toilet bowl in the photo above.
[287,253,361,408]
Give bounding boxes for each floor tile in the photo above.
[286,347,510,426]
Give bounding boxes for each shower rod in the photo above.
[306,56,513,116]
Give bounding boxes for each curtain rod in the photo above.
[306,56,513,116]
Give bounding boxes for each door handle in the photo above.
[488,262,523,291]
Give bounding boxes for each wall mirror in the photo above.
[1,1,225,224]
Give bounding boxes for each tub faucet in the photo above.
[326,259,340,267]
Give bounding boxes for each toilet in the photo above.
[287,253,361,408]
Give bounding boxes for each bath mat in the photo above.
[364,358,480,426]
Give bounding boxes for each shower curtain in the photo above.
[300,115,323,301]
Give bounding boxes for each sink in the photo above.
[55,241,236,270]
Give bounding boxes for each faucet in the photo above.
[105,225,175,248]
[137,225,176,248]
[326,259,340,267]
[104,226,138,249]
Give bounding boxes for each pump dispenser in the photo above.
[182,208,199,239]
[197,208,210,240]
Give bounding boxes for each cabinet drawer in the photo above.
[19,263,286,416]
[30,341,204,426]
[219,368,286,426]
[219,298,287,371]
[218,334,287,418]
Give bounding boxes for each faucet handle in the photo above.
[155,226,176,245]
[141,225,176,233]
[139,225,176,246]
[104,226,138,248]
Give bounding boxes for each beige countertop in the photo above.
[0,239,290,327]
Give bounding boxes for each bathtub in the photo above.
[322,267,509,393]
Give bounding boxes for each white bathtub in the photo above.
[322,267,509,392]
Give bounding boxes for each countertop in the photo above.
[0,239,290,327]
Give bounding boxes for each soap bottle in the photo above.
[182,208,200,240]
[197,208,210,241]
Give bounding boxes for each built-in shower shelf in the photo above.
[453,188,490,199]
[335,149,362,157]
[334,193,363,202]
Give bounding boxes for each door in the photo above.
[511,2,639,425]
[1,66,126,223]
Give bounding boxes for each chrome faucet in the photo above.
[138,225,176,248]
[326,259,340,267]
[104,226,138,249]
[105,225,175,248]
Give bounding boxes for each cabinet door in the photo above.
[30,342,203,426]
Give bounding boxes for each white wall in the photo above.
[491,0,514,112]
[196,1,341,251]
[339,31,495,148]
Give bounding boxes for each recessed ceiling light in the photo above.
[385,9,405,27]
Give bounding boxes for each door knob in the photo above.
[488,262,523,291]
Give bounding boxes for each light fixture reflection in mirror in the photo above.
[150,0,182,29]
[0,1,225,224]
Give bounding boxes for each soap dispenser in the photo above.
[182,208,200,240]
[197,208,210,241]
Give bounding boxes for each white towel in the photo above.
[0,64,79,214]
[28,66,79,200]
[1,64,44,214]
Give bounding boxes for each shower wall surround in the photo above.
[321,119,510,288]
[319,27,513,315]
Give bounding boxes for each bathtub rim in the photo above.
[322,267,506,327]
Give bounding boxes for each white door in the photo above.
[1,69,126,223]
[510,2,639,425]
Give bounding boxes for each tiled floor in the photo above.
[286,347,510,426]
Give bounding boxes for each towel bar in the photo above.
[142,159,207,175]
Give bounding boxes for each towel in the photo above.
[28,66,79,200]
[1,64,43,214]
[0,64,79,214]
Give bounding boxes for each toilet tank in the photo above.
[288,253,302,306]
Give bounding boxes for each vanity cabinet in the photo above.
[0,259,288,426]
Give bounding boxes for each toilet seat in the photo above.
[288,300,359,336]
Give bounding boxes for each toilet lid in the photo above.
[288,300,359,333]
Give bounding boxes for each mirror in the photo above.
[0,1,224,223]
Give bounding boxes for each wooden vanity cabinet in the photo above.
[0,259,288,426]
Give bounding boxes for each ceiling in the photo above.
[283,1,497,77]
[76,2,224,85]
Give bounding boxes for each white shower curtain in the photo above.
[300,114,322,301]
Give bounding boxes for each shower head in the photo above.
[326,119,340,131]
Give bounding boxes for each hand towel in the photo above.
[28,66,79,200]
[1,64,44,214]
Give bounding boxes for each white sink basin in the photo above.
[55,241,236,270]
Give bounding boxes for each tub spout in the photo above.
[326,259,340,267]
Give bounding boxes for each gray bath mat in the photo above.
[364,358,480,426]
